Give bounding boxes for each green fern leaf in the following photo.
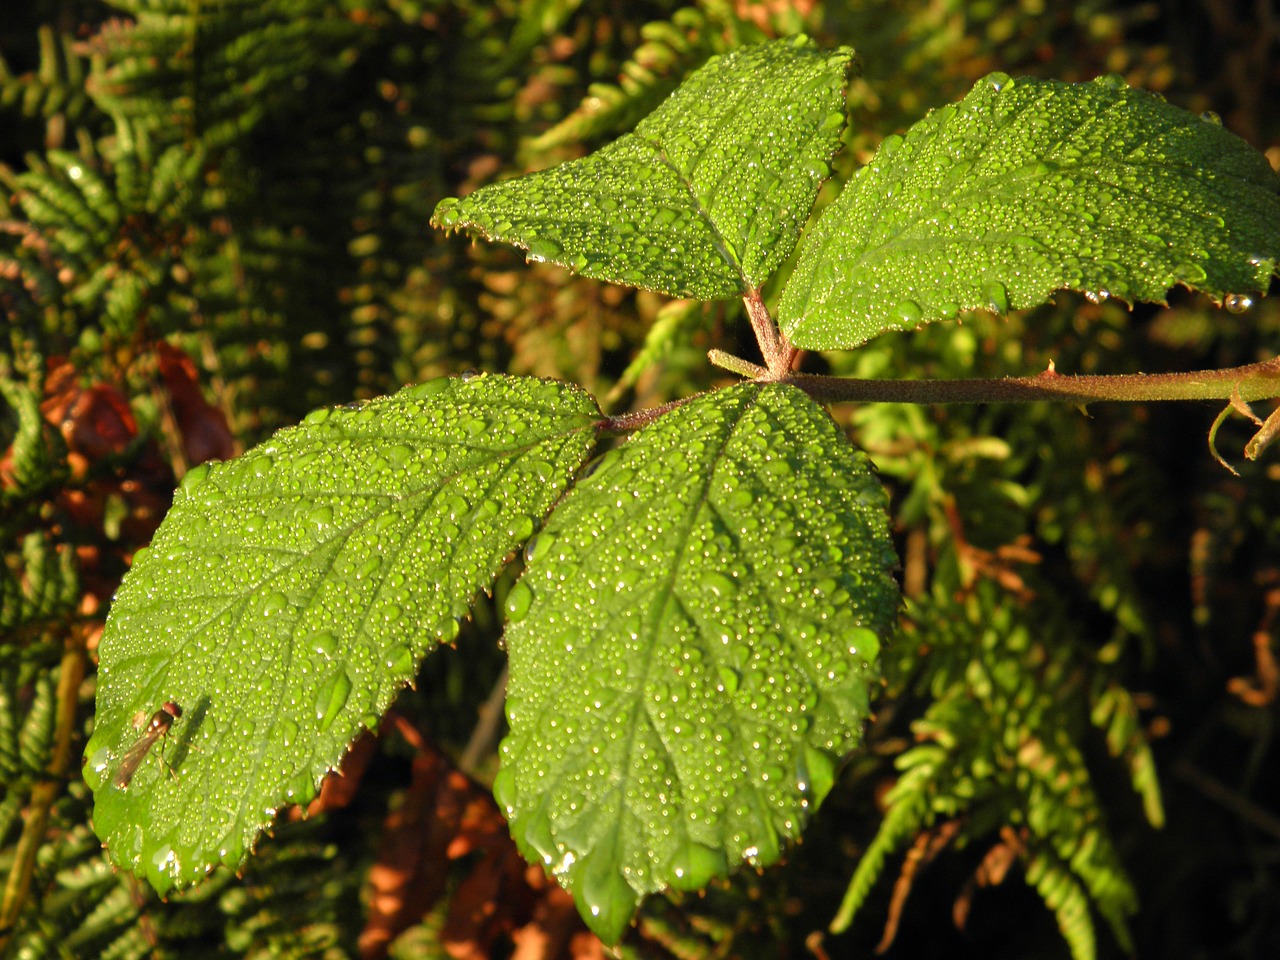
[526,10,731,152]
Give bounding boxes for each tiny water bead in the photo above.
[1223,292,1254,314]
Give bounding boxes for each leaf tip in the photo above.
[430,197,461,230]
[576,849,640,944]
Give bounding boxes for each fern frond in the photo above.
[1,120,205,344]
[604,298,709,409]
[526,8,723,151]
[841,581,1149,957]
[91,0,366,148]
[0,24,95,130]
[1024,847,1100,960]
[0,377,68,506]
[829,743,943,932]
[1091,681,1165,828]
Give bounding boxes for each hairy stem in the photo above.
[744,290,796,377]
[601,393,702,432]
[778,356,1280,405]
[708,349,767,379]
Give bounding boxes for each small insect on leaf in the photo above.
[112,701,182,790]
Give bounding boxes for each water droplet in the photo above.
[492,764,516,814]
[149,844,177,878]
[1175,261,1208,284]
[982,279,1010,314]
[819,110,845,133]
[700,571,735,598]
[526,238,562,263]
[877,134,903,160]
[180,463,211,493]
[802,158,830,180]
[262,591,289,616]
[406,377,451,399]
[286,770,317,803]
[386,645,414,674]
[315,670,352,732]
[1199,110,1223,125]
[577,849,638,943]
[386,444,413,468]
[84,744,113,789]
[893,300,923,324]
[802,745,837,803]
[668,842,727,891]
[506,580,534,622]
[523,816,558,866]
[312,631,338,660]
[717,665,741,695]
[307,505,333,531]
[433,198,461,228]
[303,407,331,425]
[1224,293,1254,314]
[985,72,1012,93]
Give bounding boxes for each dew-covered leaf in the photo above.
[431,37,854,299]
[779,72,1280,349]
[84,374,600,893]
[494,383,899,942]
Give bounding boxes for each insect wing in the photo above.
[111,702,181,790]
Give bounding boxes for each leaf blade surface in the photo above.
[432,37,855,298]
[496,382,899,942]
[84,374,600,892]
[780,73,1280,348]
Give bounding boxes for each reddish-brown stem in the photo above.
[744,289,797,377]
[778,356,1280,405]
[600,393,703,432]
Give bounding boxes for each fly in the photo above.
[112,701,182,790]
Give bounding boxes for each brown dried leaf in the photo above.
[359,732,600,960]
[154,341,237,465]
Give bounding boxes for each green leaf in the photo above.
[779,72,1280,349]
[83,374,600,893]
[432,37,854,299]
[494,382,899,942]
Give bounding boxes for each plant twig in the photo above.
[743,289,797,377]
[600,393,703,432]
[708,349,767,379]
[1172,757,1280,841]
[781,356,1280,405]
[458,664,509,778]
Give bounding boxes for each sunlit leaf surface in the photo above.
[85,375,600,892]
[432,37,854,298]
[780,73,1280,348]
[495,383,899,941]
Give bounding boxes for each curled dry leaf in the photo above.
[154,341,238,465]
[359,735,600,960]
[37,358,172,610]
